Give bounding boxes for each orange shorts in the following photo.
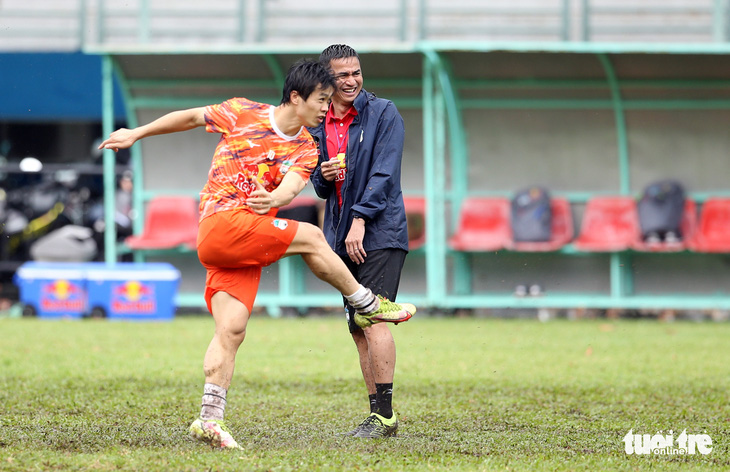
[197,210,299,314]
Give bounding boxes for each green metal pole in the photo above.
[713,0,727,42]
[262,54,285,89]
[256,0,266,42]
[422,57,440,306]
[139,0,150,43]
[110,60,145,263]
[434,73,447,303]
[581,0,591,41]
[561,0,570,41]
[418,0,426,39]
[598,53,634,300]
[398,0,407,42]
[102,55,117,265]
[597,54,630,195]
[111,61,141,231]
[421,49,468,224]
[609,252,634,299]
[421,48,472,299]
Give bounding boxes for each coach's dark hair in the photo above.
[280,59,335,105]
[319,44,360,71]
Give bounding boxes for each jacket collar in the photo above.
[352,88,370,114]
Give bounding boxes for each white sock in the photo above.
[200,383,227,421]
[345,285,379,314]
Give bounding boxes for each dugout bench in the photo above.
[91,42,730,314]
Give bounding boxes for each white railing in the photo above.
[0,0,728,52]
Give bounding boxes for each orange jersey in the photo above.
[199,98,319,221]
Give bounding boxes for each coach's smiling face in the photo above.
[329,56,363,108]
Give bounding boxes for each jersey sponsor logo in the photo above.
[257,164,274,186]
[281,159,293,174]
[233,172,256,196]
[272,219,289,230]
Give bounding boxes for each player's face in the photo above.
[329,56,363,107]
[298,84,333,127]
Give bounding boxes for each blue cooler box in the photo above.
[86,262,181,321]
[14,262,89,319]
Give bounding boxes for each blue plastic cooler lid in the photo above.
[86,263,181,281]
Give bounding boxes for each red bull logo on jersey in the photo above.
[233,166,274,197]
[111,280,156,313]
[40,279,85,313]
[257,164,274,187]
[233,172,256,196]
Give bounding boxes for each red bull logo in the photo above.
[257,163,274,187]
[111,280,156,314]
[40,279,85,313]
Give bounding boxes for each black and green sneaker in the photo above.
[340,414,372,437]
[353,412,398,438]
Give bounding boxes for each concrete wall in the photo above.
[1,0,725,51]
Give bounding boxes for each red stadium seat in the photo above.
[573,196,639,252]
[125,196,199,250]
[632,199,697,252]
[404,196,426,250]
[509,197,574,252]
[449,198,511,252]
[688,198,730,253]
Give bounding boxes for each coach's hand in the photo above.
[320,158,341,182]
[346,217,367,264]
[246,179,274,215]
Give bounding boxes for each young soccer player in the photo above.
[98,59,416,449]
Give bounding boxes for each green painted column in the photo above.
[421,49,471,300]
[598,53,634,300]
[422,56,442,306]
[102,55,117,264]
[110,60,145,263]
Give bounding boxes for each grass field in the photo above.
[0,314,728,471]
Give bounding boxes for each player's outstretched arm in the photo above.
[98,107,207,152]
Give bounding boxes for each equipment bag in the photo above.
[637,179,686,241]
[511,186,552,242]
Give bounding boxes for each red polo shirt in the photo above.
[325,104,358,208]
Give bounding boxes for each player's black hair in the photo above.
[319,44,360,71]
[280,59,336,105]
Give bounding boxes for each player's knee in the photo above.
[295,222,329,253]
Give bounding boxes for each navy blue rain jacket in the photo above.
[309,89,409,257]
